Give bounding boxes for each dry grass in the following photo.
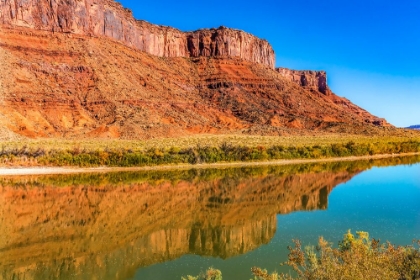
[1,133,420,168]
[1,133,420,152]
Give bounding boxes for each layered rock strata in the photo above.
[0,27,392,139]
[186,27,274,68]
[0,0,275,68]
[0,0,395,139]
[276,68,331,95]
[275,67,390,126]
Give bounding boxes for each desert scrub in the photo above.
[184,231,420,280]
[1,140,420,167]
[251,231,420,280]
[1,133,420,152]
[182,268,222,280]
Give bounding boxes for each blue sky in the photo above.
[119,0,419,127]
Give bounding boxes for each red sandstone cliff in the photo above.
[0,0,275,68]
[276,68,331,95]
[0,26,393,139]
[0,0,396,139]
[187,27,274,68]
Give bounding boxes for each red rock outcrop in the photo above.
[276,68,331,95]
[0,0,275,68]
[0,0,397,139]
[275,67,391,127]
[187,27,274,68]
[0,26,393,139]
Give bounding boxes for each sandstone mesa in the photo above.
[0,0,391,139]
[0,0,275,67]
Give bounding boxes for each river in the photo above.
[0,156,419,279]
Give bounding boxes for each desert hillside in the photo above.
[0,0,391,139]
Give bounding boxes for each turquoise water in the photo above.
[0,158,419,279]
[133,163,420,279]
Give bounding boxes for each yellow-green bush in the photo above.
[252,230,420,280]
[184,231,420,280]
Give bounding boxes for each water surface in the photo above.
[0,156,419,279]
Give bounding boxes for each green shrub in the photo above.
[252,230,420,280]
[182,268,222,280]
[2,140,420,167]
[184,231,420,280]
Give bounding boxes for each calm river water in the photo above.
[1,156,419,280]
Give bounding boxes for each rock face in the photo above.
[276,68,331,95]
[0,0,275,68]
[274,67,391,127]
[0,27,392,139]
[0,0,395,139]
[187,27,274,68]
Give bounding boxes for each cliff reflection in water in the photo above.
[1,156,418,280]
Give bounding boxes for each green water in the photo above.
[0,156,419,279]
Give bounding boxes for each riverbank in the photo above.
[1,135,420,173]
[1,152,419,176]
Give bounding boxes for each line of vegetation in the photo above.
[1,155,419,187]
[183,231,420,280]
[1,140,420,167]
[3,134,419,151]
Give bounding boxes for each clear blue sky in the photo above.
[119,0,420,127]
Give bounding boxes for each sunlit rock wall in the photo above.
[276,67,331,95]
[0,0,275,67]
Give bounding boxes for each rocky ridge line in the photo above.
[0,0,275,68]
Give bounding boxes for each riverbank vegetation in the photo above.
[1,155,419,187]
[1,135,420,167]
[183,231,420,280]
